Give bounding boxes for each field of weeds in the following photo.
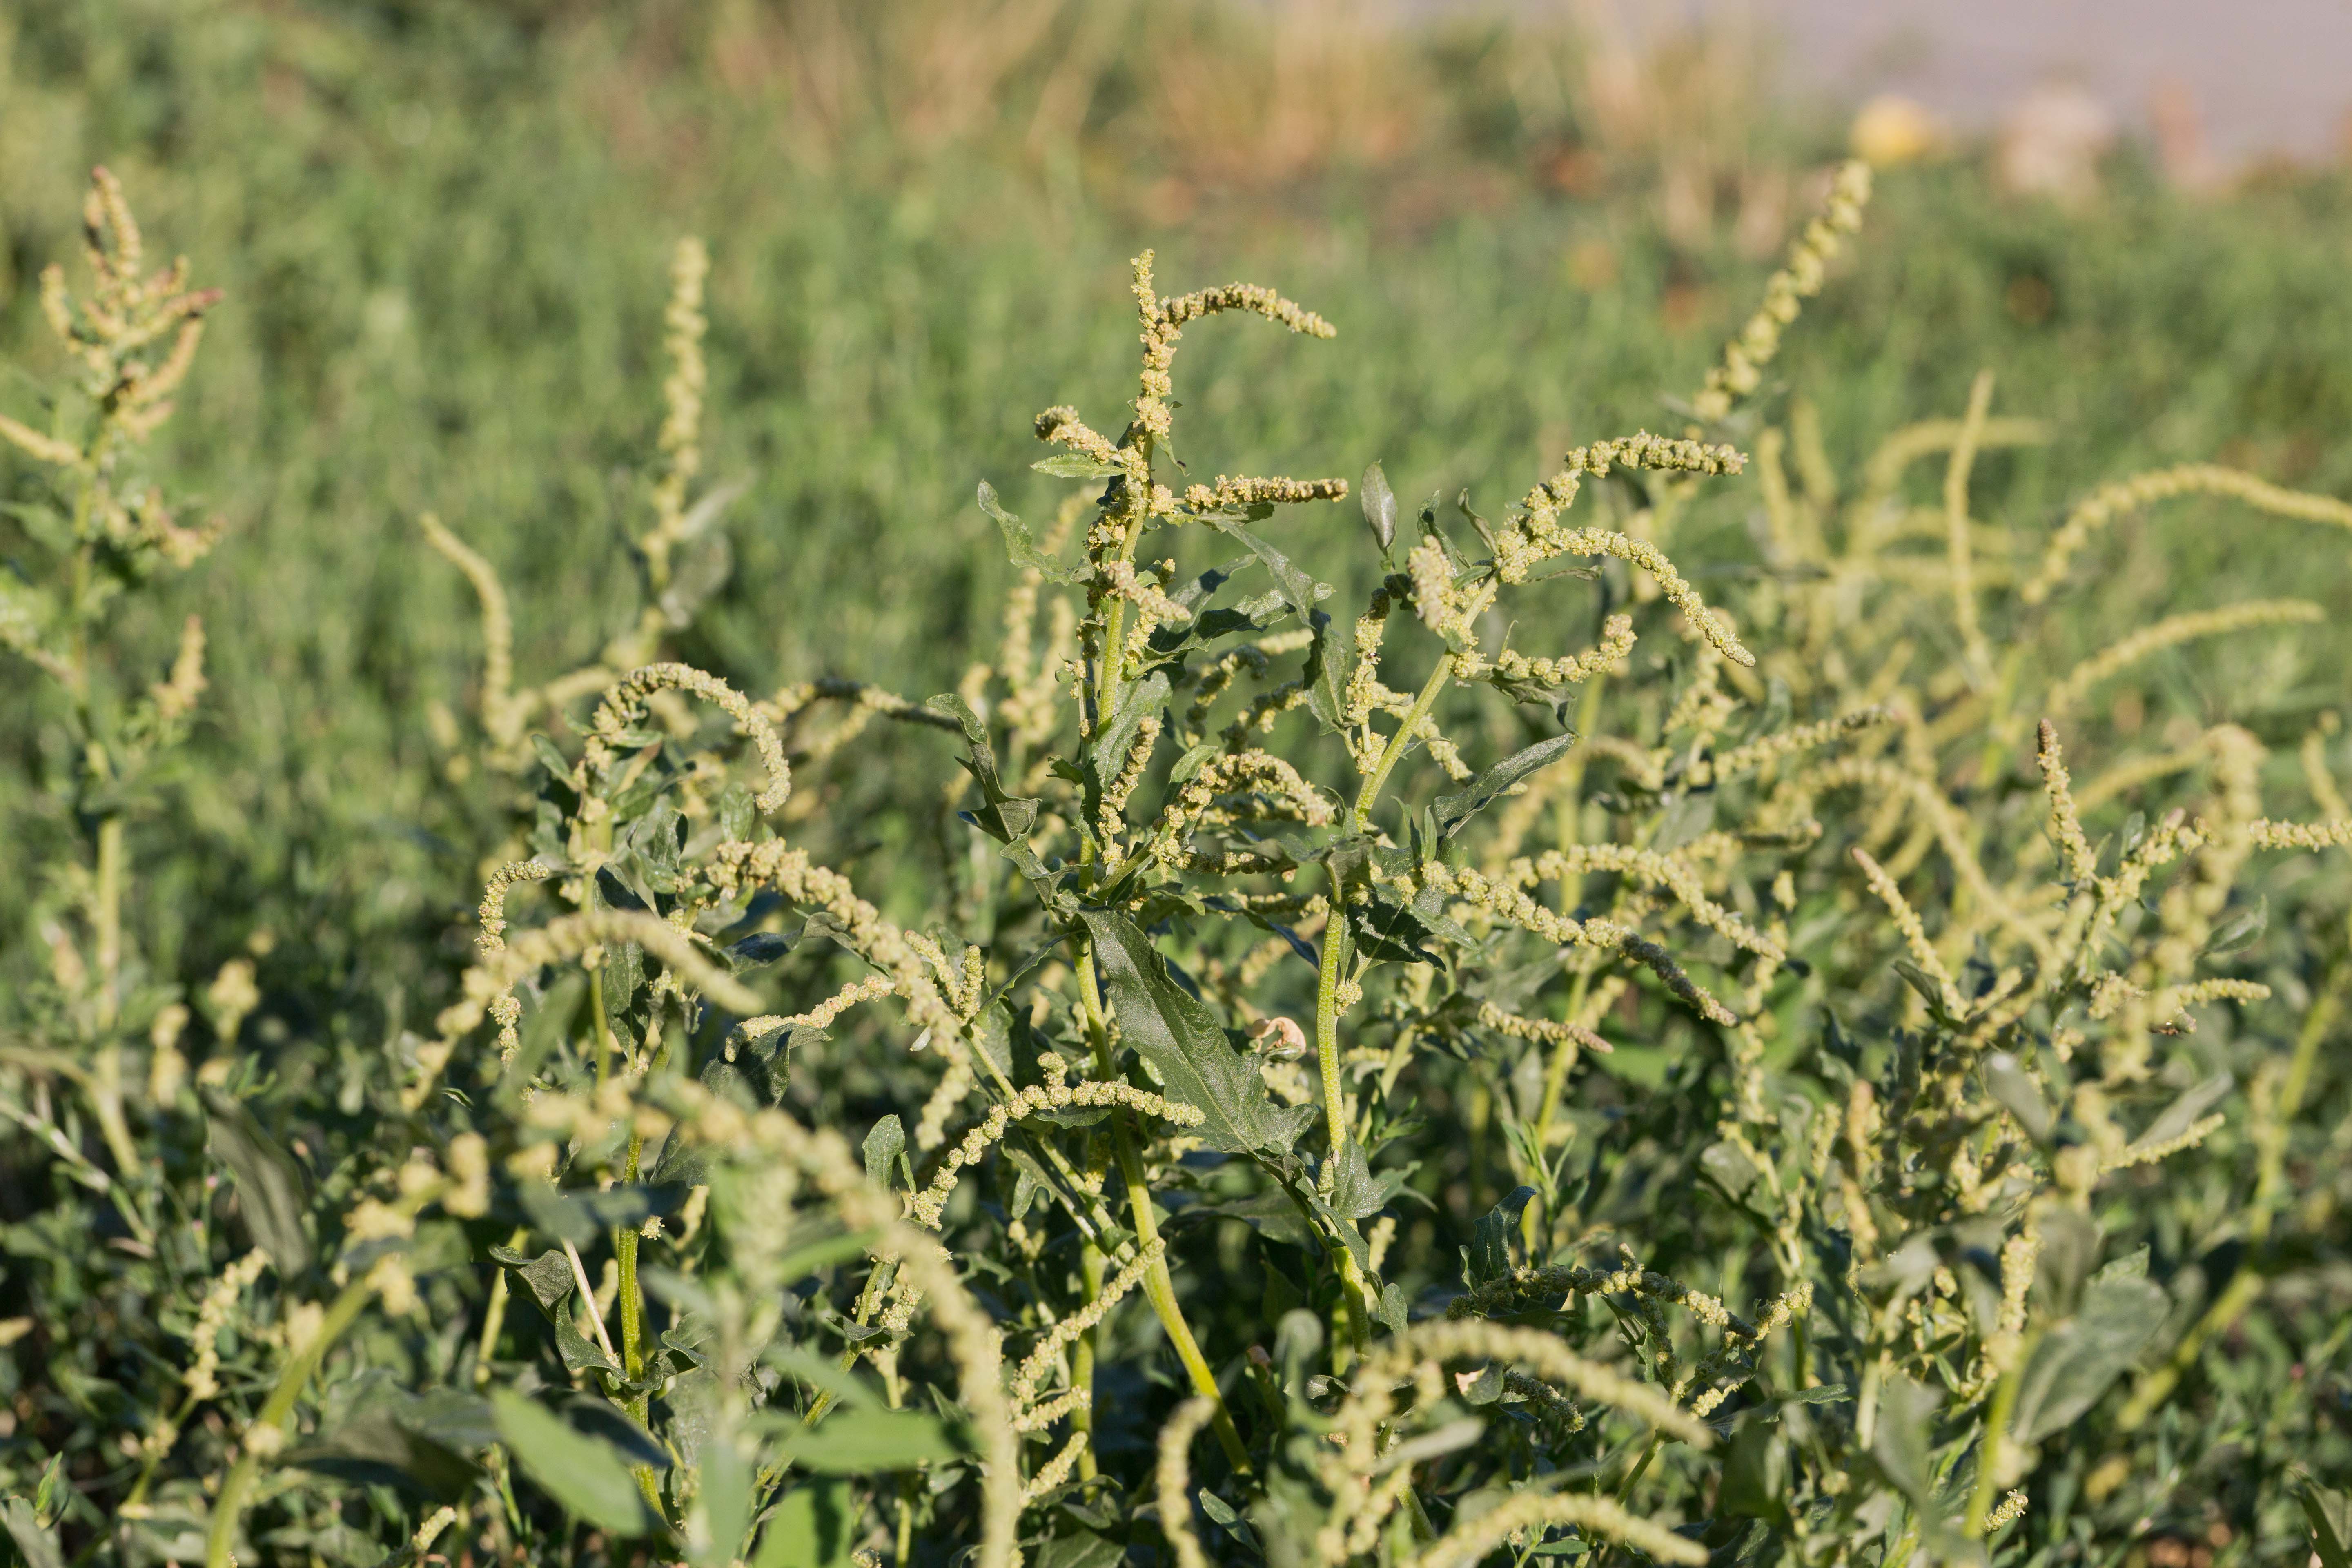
[2,6,2350,1568]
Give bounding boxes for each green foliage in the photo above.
[3,11,2352,1568]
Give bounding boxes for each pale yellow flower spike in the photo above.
[2045,600,2322,717]
[1945,369,1996,680]
[588,662,791,813]
[1851,846,1964,1014]
[2024,462,2352,606]
[2035,720,2097,886]
[419,513,523,745]
[1692,159,1873,422]
[476,860,555,958]
[2250,817,2352,851]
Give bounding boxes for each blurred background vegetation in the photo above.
[4,0,2350,1177]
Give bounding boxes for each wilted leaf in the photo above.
[978,481,1077,581]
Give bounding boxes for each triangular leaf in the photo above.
[1078,909,1293,1156]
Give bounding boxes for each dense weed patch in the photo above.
[2,127,2350,1568]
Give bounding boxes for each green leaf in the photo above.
[2,1501,63,1568]
[1094,670,1171,801]
[1466,1186,1537,1287]
[200,1087,315,1275]
[862,1116,906,1187]
[2131,1071,2232,1151]
[1032,452,1122,480]
[690,1437,754,1568]
[490,1390,658,1537]
[2203,896,2267,957]
[2013,1275,2170,1442]
[1983,1053,2053,1144]
[2033,1208,2103,1318]
[1198,514,1327,623]
[764,1407,961,1473]
[1078,909,1295,1156]
[978,481,1077,582]
[1431,734,1578,844]
[1302,609,1355,735]
[1346,893,1440,966]
[284,1406,482,1501]
[927,692,1041,845]
[490,1245,577,1314]
[1869,1375,1940,1506]
[754,1481,855,1568]
[658,523,734,628]
[1361,461,1397,559]
[1718,1416,1790,1523]
[1035,1530,1126,1568]
[2301,1480,2352,1568]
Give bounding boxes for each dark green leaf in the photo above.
[285,1407,481,1501]
[863,1116,906,1187]
[1078,909,1296,1156]
[1198,515,1326,622]
[1347,893,1439,966]
[1718,1417,1789,1522]
[754,1481,855,1568]
[490,1390,657,1537]
[1431,735,1579,843]
[2013,1276,2169,1442]
[1035,1531,1125,1568]
[1467,1187,1537,1287]
[201,1088,315,1274]
[765,1408,961,1473]
[1869,1375,1940,1506]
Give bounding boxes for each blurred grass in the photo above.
[4,0,2350,1034]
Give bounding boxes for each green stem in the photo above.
[617,1131,648,1395]
[94,814,124,1030]
[1074,1239,1105,1481]
[1078,945,1249,1471]
[1963,1328,2036,1534]
[475,1226,528,1388]
[205,1278,374,1568]
[1350,653,1456,829]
